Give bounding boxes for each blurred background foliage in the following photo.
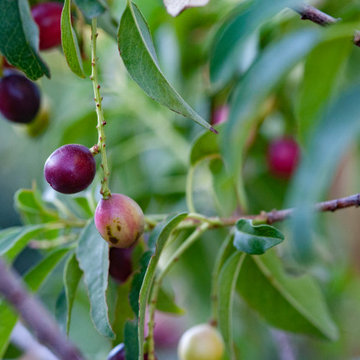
[2,0,360,359]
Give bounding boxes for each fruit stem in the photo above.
[146,222,210,360]
[90,18,111,200]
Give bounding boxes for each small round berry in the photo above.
[95,193,145,248]
[107,343,156,360]
[44,144,96,194]
[267,137,300,179]
[109,247,133,283]
[211,105,229,126]
[178,324,224,360]
[0,73,40,123]
[31,2,63,50]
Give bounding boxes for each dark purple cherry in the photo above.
[32,2,63,50]
[44,144,96,194]
[95,193,145,248]
[267,137,300,179]
[107,343,156,360]
[0,73,40,123]
[109,247,133,283]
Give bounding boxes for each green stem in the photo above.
[90,18,111,199]
[146,223,210,360]
[186,166,196,213]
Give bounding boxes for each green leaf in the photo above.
[209,158,237,217]
[0,0,50,80]
[0,225,48,261]
[297,38,352,143]
[137,213,187,359]
[15,188,59,224]
[237,251,338,340]
[74,0,106,19]
[76,220,114,338]
[222,29,321,206]
[233,219,284,255]
[156,286,185,315]
[55,289,67,333]
[0,247,70,358]
[190,127,222,166]
[210,0,301,87]
[211,234,236,316]
[63,253,83,334]
[124,320,139,360]
[288,84,360,260]
[218,252,245,359]
[61,0,86,78]
[118,1,214,132]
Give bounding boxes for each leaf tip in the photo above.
[210,126,219,135]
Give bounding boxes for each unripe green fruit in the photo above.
[95,193,145,248]
[178,324,224,360]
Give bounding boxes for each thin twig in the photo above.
[0,259,84,360]
[292,3,360,47]
[174,193,360,229]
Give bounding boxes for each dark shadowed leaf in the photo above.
[237,251,338,340]
[0,0,50,80]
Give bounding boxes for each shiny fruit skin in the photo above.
[95,193,144,248]
[0,73,40,123]
[211,105,229,126]
[31,2,63,50]
[44,144,96,194]
[109,247,133,283]
[267,137,300,179]
[178,324,224,360]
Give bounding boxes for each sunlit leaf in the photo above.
[61,0,86,78]
[76,220,114,338]
[118,1,214,132]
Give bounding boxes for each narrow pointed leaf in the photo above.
[0,0,50,80]
[137,213,187,359]
[0,225,48,261]
[64,253,83,334]
[233,219,284,255]
[218,252,245,358]
[61,0,86,78]
[237,251,338,340]
[222,29,321,203]
[76,220,114,338]
[210,0,301,87]
[118,1,213,132]
[288,84,360,260]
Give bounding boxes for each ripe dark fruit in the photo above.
[109,247,133,283]
[178,324,224,360]
[95,193,145,248]
[0,73,40,123]
[31,2,63,50]
[107,343,156,360]
[267,137,300,179]
[44,144,96,194]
